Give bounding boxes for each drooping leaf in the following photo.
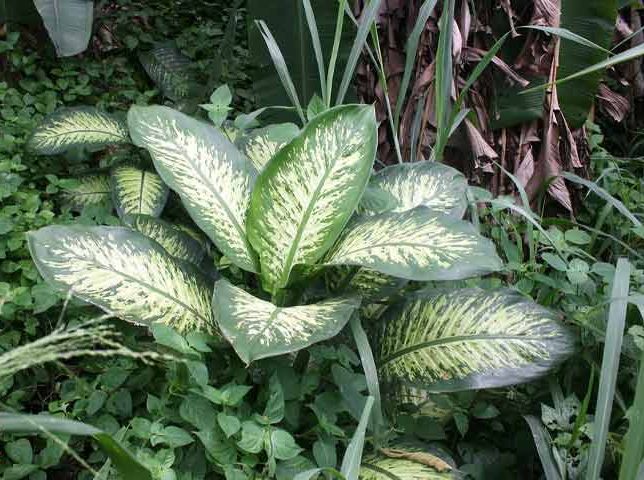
[33,0,93,57]
[325,208,502,282]
[212,279,360,364]
[0,413,152,480]
[127,105,259,273]
[359,161,468,218]
[124,214,206,265]
[377,288,576,392]
[28,107,129,155]
[111,165,169,219]
[247,104,377,293]
[139,42,198,101]
[28,225,216,335]
[237,123,300,171]
[60,174,112,212]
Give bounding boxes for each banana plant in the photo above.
[27,102,576,476]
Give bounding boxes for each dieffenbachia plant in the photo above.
[27,102,575,476]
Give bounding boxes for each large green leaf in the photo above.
[124,214,206,265]
[110,165,169,218]
[247,104,377,293]
[558,0,618,127]
[377,288,575,392]
[28,225,216,335]
[127,105,259,273]
[0,413,152,480]
[325,208,502,281]
[33,0,93,57]
[28,107,129,155]
[237,123,300,171]
[359,161,468,218]
[327,266,407,302]
[60,174,112,212]
[212,279,360,364]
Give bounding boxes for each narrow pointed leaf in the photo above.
[325,208,502,281]
[124,214,206,265]
[340,396,374,479]
[33,0,93,57]
[111,165,169,219]
[212,279,360,364]
[0,413,152,480]
[360,453,453,479]
[247,104,377,293]
[61,174,112,212]
[237,123,299,171]
[359,161,468,218]
[28,107,129,155]
[127,105,259,273]
[377,289,575,392]
[28,225,217,335]
[524,415,563,480]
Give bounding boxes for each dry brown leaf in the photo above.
[380,448,453,473]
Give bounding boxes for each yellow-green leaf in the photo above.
[28,225,217,335]
[61,174,112,212]
[247,104,377,293]
[213,279,360,364]
[325,208,502,281]
[127,105,259,273]
[111,165,169,218]
[237,123,299,171]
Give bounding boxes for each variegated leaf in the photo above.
[237,123,299,170]
[110,165,169,218]
[127,105,259,273]
[360,453,453,479]
[60,174,112,212]
[325,208,502,281]
[212,279,360,364]
[360,161,468,218]
[247,105,377,293]
[378,288,576,392]
[124,214,206,265]
[139,42,197,101]
[28,107,129,155]
[326,266,407,302]
[28,225,217,335]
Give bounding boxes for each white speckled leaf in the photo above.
[28,225,217,335]
[127,105,259,273]
[61,174,112,212]
[325,208,502,281]
[28,107,130,155]
[360,454,453,479]
[378,288,576,392]
[360,161,468,218]
[237,123,299,171]
[111,165,169,218]
[213,279,360,364]
[247,105,377,294]
[124,214,206,265]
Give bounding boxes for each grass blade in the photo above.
[326,0,347,108]
[340,396,374,480]
[394,0,438,127]
[256,20,306,124]
[562,172,642,228]
[524,415,563,480]
[432,0,455,161]
[522,42,644,95]
[302,0,327,105]
[620,349,644,480]
[519,26,612,54]
[335,0,383,105]
[587,257,632,480]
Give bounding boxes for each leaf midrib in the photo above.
[39,130,126,141]
[378,334,549,367]
[333,240,437,258]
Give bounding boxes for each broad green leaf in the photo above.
[237,123,299,171]
[111,165,169,218]
[377,288,575,392]
[212,279,360,364]
[124,214,206,265]
[127,105,259,273]
[28,225,216,335]
[139,42,198,101]
[247,104,377,293]
[28,107,129,155]
[33,0,93,56]
[0,413,152,480]
[360,161,468,218]
[327,266,407,302]
[325,208,502,281]
[60,174,112,212]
